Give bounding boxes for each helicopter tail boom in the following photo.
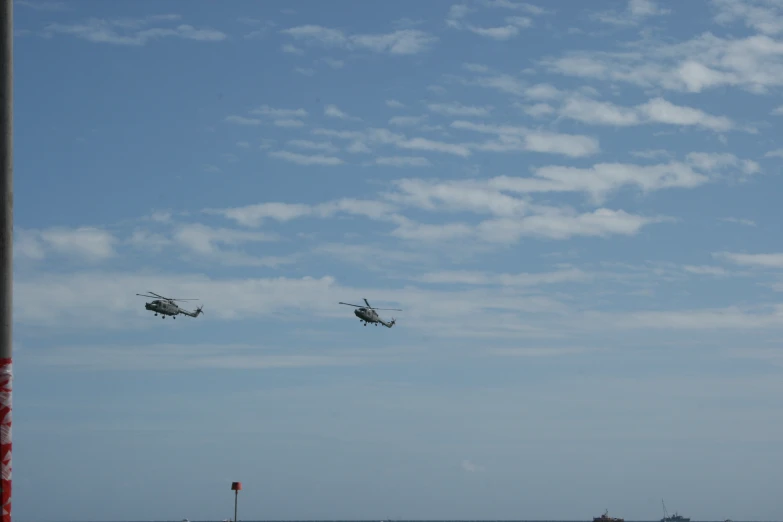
[180,305,204,318]
[381,318,396,328]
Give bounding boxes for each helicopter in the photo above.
[339,298,401,328]
[136,291,204,319]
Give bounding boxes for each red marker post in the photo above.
[0,1,13,522]
[231,482,242,522]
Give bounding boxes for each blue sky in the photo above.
[11,0,783,520]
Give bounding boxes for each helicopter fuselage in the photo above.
[354,307,395,328]
[145,299,179,317]
[354,307,378,322]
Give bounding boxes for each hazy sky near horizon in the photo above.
[11,0,783,520]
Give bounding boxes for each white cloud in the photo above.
[42,16,226,45]
[451,120,600,157]
[268,150,344,165]
[15,269,574,338]
[714,251,783,268]
[389,115,429,127]
[274,119,306,128]
[225,115,261,125]
[206,198,399,228]
[281,25,438,55]
[463,62,490,73]
[516,102,555,117]
[324,104,359,120]
[282,43,303,54]
[481,0,550,15]
[294,67,315,76]
[252,105,309,119]
[637,97,733,131]
[542,32,783,94]
[26,344,380,372]
[461,459,485,473]
[720,217,756,226]
[16,0,71,11]
[314,127,473,157]
[449,0,542,38]
[466,24,521,40]
[427,102,492,116]
[490,152,757,204]
[593,0,671,26]
[287,139,338,153]
[16,227,116,262]
[557,94,735,131]
[386,99,405,108]
[322,57,345,69]
[173,223,277,255]
[682,265,729,276]
[375,156,431,167]
[416,267,592,286]
[712,0,783,36]
[236,141,251,148]
[765,148,783,158]
[347,140,372,154]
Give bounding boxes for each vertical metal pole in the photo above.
[0,0,12,522]
[234,489,238,522]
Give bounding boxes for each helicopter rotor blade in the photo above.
[145,291,198,302]
[338,302,362,307]
[369,308,402,311]
[363,298,371,308]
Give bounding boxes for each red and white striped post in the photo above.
[231,482,242,522]
[0,0,12,521]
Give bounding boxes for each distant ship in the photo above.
[661,500,691,522]
[594,510,624,522]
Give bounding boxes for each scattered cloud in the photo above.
[322,57,345,69]
[287,139,339,153]
[173,223,277,256]
[282,43,303,54]
[16,0,70,11]
[720,217,756,226]
[461,459,485,473]
[274,119,306,128]
[42,15,227,45]
[268,150,344,166]
[281,25,438,55]
[427,102,492,116]
[386,99,405,108]
[541,30,783,94]
[389,115,429,127]
[450,120,600,157]
[225,115,261,126]
[712,0,783,36]
[592,0,671,26]
[25,344,380,372]
[252,105,309,119]
[325,104,360,120]
[375,156,432,167]
[557,94,736,132]
[714,251,783,269]
[16,227,116,262]
[415,267,592,286]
